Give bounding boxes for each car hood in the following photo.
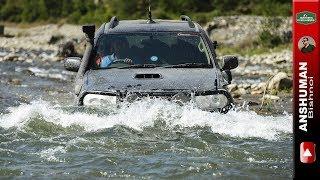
[84,68,222,92]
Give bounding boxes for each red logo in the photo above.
[300,142,316,163]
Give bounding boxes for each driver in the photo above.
[99,38,133,68]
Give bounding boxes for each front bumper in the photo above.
[76,89,234,113]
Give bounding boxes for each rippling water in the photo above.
[0,99,292,178]
[0,50,293,178]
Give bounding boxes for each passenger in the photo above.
[98,38,133,68]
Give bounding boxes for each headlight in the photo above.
[83,94,117,106]
[195,94,228,111]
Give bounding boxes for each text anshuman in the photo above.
[299,62,314,132]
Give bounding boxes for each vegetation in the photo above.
[218,43,291,56]
[0,0,292,56]
[0,0,291,24]
[217,17,292,56]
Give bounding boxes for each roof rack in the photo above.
[109,16,119,29]
[180,15,195,28]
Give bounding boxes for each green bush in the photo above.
[259,30,283,48]
[0,0,292,24]
[258,17,286,48]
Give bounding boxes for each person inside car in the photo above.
[96,38,133,68]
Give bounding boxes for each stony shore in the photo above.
[204,16,292,47]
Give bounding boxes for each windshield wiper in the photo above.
[118,64,160,69]
[163,63,211,68]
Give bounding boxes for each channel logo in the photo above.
[296,11,317,25]
[300,142,316,164]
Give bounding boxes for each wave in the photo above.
[0,99,292,140]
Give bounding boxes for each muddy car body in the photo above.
[65,16,238,113]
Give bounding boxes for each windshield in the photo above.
[93,32,212,69]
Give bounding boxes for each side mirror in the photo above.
[64,57,81,72]
[222,56,238,71]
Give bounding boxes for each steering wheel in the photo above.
[111,59,134,68]
[113,59,130,64]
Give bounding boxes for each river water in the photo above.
[0,50,292,178]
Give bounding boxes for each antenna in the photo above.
[147,0,155,23]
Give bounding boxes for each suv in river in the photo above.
[64,15,238,113]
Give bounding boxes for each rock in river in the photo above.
[3,53,19,61]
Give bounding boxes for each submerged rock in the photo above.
[9,78,22,85]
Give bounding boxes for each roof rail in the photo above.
[180,15,195,28]
[109,16,119,29]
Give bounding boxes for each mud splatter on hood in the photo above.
[84,68,224,92]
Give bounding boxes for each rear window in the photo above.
[93,32,212,69]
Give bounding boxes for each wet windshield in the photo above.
[94,33,212,69]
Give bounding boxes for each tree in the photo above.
[20,0,48,22]
[0,0,23,22]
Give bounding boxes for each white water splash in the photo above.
[39,146,66,162]
[0,100,292,140]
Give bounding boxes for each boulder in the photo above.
[239,83,251,90]
[268,72,292,90]
[4,53,19,61]
[251,90,263,95]
[261,94,280,101]
[232,88,247,98]
[278,78,293,90]
[248,101,259,106]
[238,88,247,95]
[205,21,218,33]
[227,84,238,92]
[252,82,266,91]
[9,78,21,85]
[205,19,228,33]
[232,92,241,99]
[57,41,78,58]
